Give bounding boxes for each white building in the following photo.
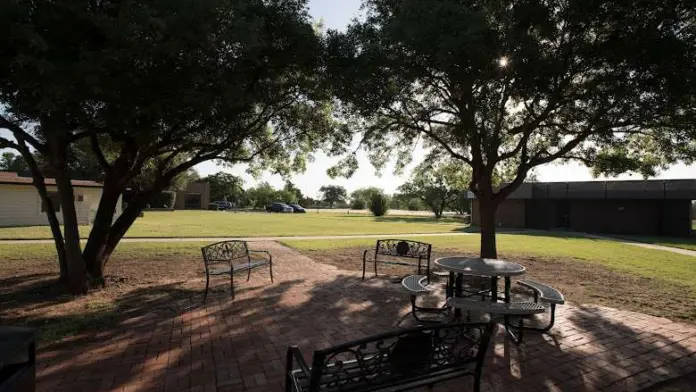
[0,171,121,227]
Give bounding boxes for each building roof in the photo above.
[0,171,103,188]
[501,179,696,200]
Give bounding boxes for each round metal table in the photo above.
[434,257,526,305]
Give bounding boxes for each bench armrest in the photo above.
[286,345,311,378]
[362,249,374,262]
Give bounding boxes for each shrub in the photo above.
[369,193,389,216]
[350,198,366,210]
[407,198,423,211]
[150,191,176,209]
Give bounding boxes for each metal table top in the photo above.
[434,256,526,277]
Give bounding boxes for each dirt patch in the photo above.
[302,247,696,322]
[0,251,209,345]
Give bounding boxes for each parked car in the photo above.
[289,204,306,213]
[208,203,222,211]
[212,200,233,210]
[266,202,294,213]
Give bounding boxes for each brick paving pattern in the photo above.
[36,241,696,392]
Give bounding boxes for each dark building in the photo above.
[471,180,696,237]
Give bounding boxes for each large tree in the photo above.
[399,161,470,219]
[204,172,245,205]
[0,0,343,293]
[319,185,347,208]
[326,0,696,258]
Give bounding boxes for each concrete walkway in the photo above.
[0,231,474,244]
[3,230,695,258]
[578,233,696,258]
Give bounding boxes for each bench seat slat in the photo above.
[208,260,270,275]
[446,298,545,315]
[517,280,565,304]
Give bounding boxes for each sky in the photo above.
[2,0,694,198]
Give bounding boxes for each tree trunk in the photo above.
[478,197,499,259]
[53,168,88,294]
[92,195,151,275]
[83,182,124,283]
[18,145,68,282]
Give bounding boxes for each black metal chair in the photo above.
[285,320,497,392]
[362,239,433,282]
[200,240,273,300]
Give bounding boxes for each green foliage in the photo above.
[350,187,383,204]
[246,182,278,209]
[326,0,696,256]
[319,185,347,207]
[452,192,472,215]
[406,198,424,211]
[0,0,350,289]
[399,160,471,218]
[204,172,245,204]
[369,193,390,217]
[0,152,29,175]
[149,191,176,209]
[350,198,366,210]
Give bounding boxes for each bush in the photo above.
[369,193,389,216]
[406,198,423,211]
[350,198,366,210]
[150,191,176,209]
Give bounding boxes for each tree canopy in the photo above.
[326,0,696,257]
[204,172,245,205]
[399,160,471,219]
[0,0,346,293]
[319,185,348,208]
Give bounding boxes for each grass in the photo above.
[0,211,466,239]
[282,233,696,290]
[283,232,696,320]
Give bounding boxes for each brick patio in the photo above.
[36,241,696,392]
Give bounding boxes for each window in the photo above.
[76,194,84,202]
[42,192,61,212]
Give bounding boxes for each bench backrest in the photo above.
[374,239,432,260]
[201,240,250,267]
[306,321,495,391]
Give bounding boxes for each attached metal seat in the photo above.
[516,280,564,332]
[401,275,449,322]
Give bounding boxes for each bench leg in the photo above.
[410,295,451,323]
[269,259,274,283]
[247,267,252,282]
[362,258,366,280]
[373,260,378,277]
[204,274,210,302]
[518,304,556,333]
[230,271,235,300]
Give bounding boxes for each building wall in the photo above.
[175,181,210,210]
[471,199,526,229]
[0,184,120,227]
[473,197,693,236]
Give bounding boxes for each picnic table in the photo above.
[434,256,526,304]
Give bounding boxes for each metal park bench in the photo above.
[285,321,497,392]
[201,240,273,300]
[362,239,432,282]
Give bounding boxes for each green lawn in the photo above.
[282,233,696,291]
[0,211,466,239]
